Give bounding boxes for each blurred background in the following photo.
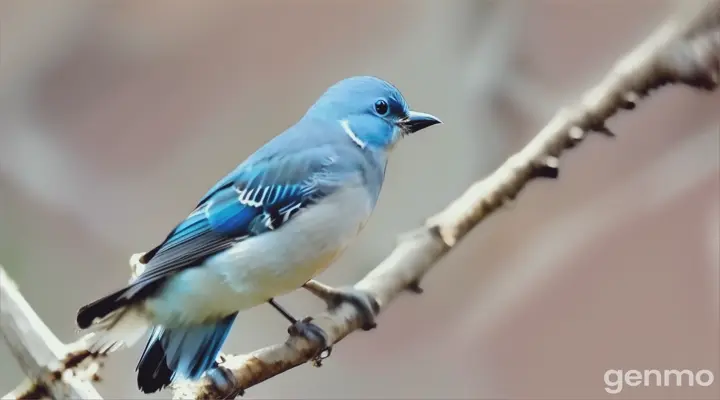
[1,0,718,399]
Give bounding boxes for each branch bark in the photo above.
[172,1,720,398]
[0,266,103,400]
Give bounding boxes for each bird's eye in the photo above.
[374,99,389,116]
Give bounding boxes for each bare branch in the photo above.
[0,266,103,400]
[172,1,720,399]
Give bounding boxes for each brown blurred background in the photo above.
[1,0,718,399]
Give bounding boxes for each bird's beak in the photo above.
[397,111,442,134]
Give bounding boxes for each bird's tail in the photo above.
[76,286,150,354]
[136,312,238,394]
[79,306,150,354]
[77,285,138,329]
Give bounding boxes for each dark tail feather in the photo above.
[136,312,238,394]
[76,287,134,329]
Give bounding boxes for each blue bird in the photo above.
[76,76,442,393]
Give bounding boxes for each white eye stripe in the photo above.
[339,119,365,149]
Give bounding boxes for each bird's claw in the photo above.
[303,281,379,331]
[207,365,244,397]
[323,287,379,331]
[287,317,332,367]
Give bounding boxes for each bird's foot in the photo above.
[207,365,244,397]
[287,317,332,367]
[303,281,379,331]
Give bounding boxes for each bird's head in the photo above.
[305,76,442,151]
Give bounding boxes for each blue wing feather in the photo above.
[128,145,347,294]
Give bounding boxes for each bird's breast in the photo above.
[145,185,376,326]
[203,185,373,306]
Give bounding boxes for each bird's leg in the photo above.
[267,298,299,324]
[302,280,379,331]
[267,298,332,366]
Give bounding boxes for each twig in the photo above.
[0,266,104,400]
[172,1,720,398]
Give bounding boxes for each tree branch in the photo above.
[172,1,720,398]
[0,266,103,400]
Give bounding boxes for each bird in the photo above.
[75,75,442,394]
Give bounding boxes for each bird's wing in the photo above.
[124,145,349,298]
